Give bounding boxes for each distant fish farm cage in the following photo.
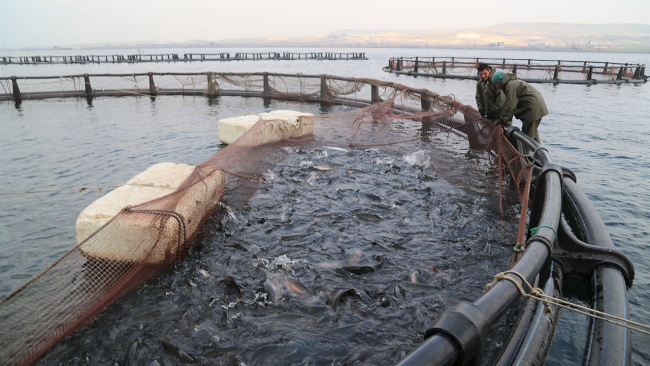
[0,72,638,366]
[0,52,367,65]
[1,71,381,106]
[384,56,647,85]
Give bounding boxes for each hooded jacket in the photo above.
[475,66,504,117]
[500,73,548,123]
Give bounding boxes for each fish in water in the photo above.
[125,340,139,366]
[311,165,333,171]
[327,289,357,310]
[413,308,427,332]
[264,275,314,301]
[341,254,384,275]
[410,271,426,284]
[341,265,376,275]
[323,146,349,152]
[224,275,243,295]
[393,284,405,305]
[160,339,198,364]
[356,213,383,222]
[306,172,318,184]
[284,276,314,296]
[264,277,285,302]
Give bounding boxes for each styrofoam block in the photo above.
[217,115,261,145]
[76,162,224,263]
[266,110,315,120]
[217,110,315,145]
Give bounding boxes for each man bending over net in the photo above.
[492,71,548,144]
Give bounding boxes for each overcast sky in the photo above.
[1,0,648,49]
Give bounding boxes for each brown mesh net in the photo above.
[0,77,533,365]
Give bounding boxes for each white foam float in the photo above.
[76,162,224,263]
[217,110,315,145]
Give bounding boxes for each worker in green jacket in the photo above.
[492,71,548,143]
[475,63,505,119]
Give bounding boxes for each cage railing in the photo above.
[384,56,647,85]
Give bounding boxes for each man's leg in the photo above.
[522,118,542,144]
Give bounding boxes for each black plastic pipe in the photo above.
[562,179,632,366]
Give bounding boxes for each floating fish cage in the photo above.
[0,52,368,65]
[0,72,635,365]
[384,56,647,85]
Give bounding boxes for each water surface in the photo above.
[1,47,649,364]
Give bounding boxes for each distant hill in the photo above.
[23,23,650,53]
[215,23,649,52]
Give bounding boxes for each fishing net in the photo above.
[0,76,533,365]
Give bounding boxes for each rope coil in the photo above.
[530,224,557,238]
[525,234,554,254]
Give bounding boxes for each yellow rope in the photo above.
[484,270,650,336]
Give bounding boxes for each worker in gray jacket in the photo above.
[475,63,505,119]
[492,71,548,143]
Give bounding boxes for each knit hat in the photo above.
[492,71,504,84]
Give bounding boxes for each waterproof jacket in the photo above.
[475,66,505,117]
[500,73,548,123]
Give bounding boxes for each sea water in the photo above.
[1,47,648,365]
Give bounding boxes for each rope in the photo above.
[0,80,10,97]
[484,270,650,336]
[526,234,554,254]
[484,270,553,315]
[530,225,557,238]
[513,243,526,252]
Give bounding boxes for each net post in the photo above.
[442,61,447,75]
[414,57,419,73]
[83,74,94,103]
[512,64,517,75]
[632,66,640,79]
[148,72,157,97]
[371,85,380,104]
[263,72,270,97]
[263,72,271,106]
[320,74,332,106]
[421,94,432,138]
[587,66,593,81]
[616,66,624,80]
[204,72,219,98]
[10,76,22,106]
[397,58,402,71]
[553,65,559,82]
